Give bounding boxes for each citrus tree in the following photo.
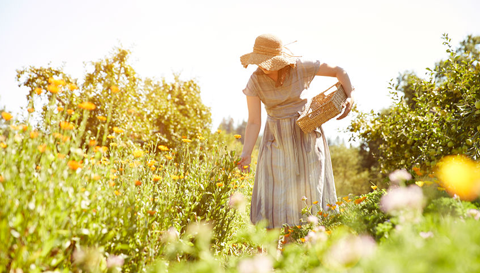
[349,34,480,174]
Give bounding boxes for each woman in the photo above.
[238,34,355,229]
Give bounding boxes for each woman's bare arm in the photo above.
[238,95,262,172]
[316,63,355,120]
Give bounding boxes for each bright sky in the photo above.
[1,0,479,141]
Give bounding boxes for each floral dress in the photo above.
[243,59,337,228]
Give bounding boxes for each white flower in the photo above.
[106,255,124,268]
[307,215,319,225]
[304,230,327,244]
[467,209,480,220]
[238,255,273,273]
[325,234,376,269]
[380,185,425,214]
[419,231,434,239]
[388,169,412,184]
[302,196,308,201]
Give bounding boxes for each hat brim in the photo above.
[240,53,296,71]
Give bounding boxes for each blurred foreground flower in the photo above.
[78,102,96,110]
[436,155,480,201]
[380,185,425,216]
[234,134,242,139]
[324,234,376,270]
[238,255,273,273]
[2,112,13,121]
[389,169,412,184]
[229,192,246,209]
[73,247,102,272]
[106,255,124,269]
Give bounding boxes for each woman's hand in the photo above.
[238,153,252,173]
[337,97,354,120]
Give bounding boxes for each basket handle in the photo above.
[301,82,341,114]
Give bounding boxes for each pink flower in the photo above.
[380,185,425,214]
[307,215,319,225]
[229,192,246,209]
[238,255,273,273]
[106,255,124,268]
[389,169,412,184]
[419,231,434,239]
[325,234,376,269]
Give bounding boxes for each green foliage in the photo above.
[349,34,480,174]
[424,197,479,217]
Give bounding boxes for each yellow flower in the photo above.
[336,201,343,205]
[313,201,319,205]
[34,88,43,95]
[153,175,162,182]
[97,116,107,122]
[110,85,120,93]
[234,134,241,139]
[127,108,137,114]
[67,83,78,91]
[78,102,96,110]
[171,175,180,180]
[89,140,97,147]
[110,143,117,147]
[197,136,205,140]
[0,143,7,149]
[165,155,173,160]
[37,144,47,153]
[1,112,13,121]
[216,129,221,133]
[158,145,169,151]
[147,160,157,167]
[30,131,39,139]
[27,108,35,113]
[67,109,74,115]
[68,160,82,171]
[216,182,224,187]
[354,196,367,204]
[371,185,378,190]
[415,181,425,187]
[436,155,480,200]
[57,106,64,112]
[109,181,116,187]
[182,139,192,143]
[113,127,124,133]
[107,135,115,139]
[114,190,121,196]
[133,149,144,158]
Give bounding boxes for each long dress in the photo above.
[243,59,338,229]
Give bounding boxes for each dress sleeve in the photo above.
[296,59,321,89]
[242,74,258,97]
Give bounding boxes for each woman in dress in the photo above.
[238,34,355,229]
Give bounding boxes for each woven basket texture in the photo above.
[296,82,346,133]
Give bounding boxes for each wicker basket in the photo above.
[296,82,347,134]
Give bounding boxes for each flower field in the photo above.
[2,36,480,272]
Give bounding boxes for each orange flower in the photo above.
[60,121,74,130]
[336,201,343,205]
[92,174,101,181]
[147,210,156,215]
[182,139,192,143]
[89,140,97,147]
[27,108,35,113]
[78,102,96,110]
[109,181,115,187]
[153,175,162,182]
[67,83,78,91]
[114,190,121,196]
[68,160,82,171]
[57,153,66,159]
[1,112,13,121]
[371,185,378,190]
[107,135,115,139]
[133,149,144,158]
[354,196,367,204]
[97,116,107,122]
[165,155,173,160]
[30,131,39,139]
[34,88,43,95]
[234,134,241,139]
[0,176,4,183]
[49,78,65,86]
[57,106,64,112]
[0,143,7,149]
[216,182,224,187]
[47,84,60,94]
[135,180,142,186]
[313,201,319,204]
[147,160,157,167]
[37,144,47,153]
[67,109,74,115]
[110,86,120,93]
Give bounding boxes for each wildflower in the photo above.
[114,190,121,196]
[0,176,4,183]
[412,166,423,176]
[307,215,319,225]
[67,109,74,115]
[88,140,97,147]
[147,210,156,215]
[153,175,162,182]
[389,169,412,184]
[78,102,96,110]
[110,86,120,93]
[127,108,137,114]
[380,185,425,214]
[313,201,319,205]
[0,143,6,149]
[110,143,117,147]
[436,155,480,201]
[113,127,124,133]
[237,255,273,273]
[324,234,376,270]
[92,174,101,181]
[97,116,107,122]
[330,205,337,210]
[68,160,82,171]
[336,201,343,205]
[216,182,224,187]
[60,121,74,130]
[147,160,157,167]
[466,209,480,220]
[304,229,327,244]
[243,165,249,169]
[216,129,221,134]
[182,139,192,143]
[37,144,47,153]
[50,78,65,86]
[133,149,143,158]
[106,255,124,269]
[165,155,173,160]
[135,180,142,186]
[198,136,205,140]
[67,83,78,91]
[57,153,66,159]
[158,145,169,151]
[415,181,425,187]
[229,192,246,209]
[354,196,367,205]
[109,181,115,187]
[47,84,60,94]
[419,231,434,239]
[30,131,39,139]
[302,196,308,201]
[234,134,242,139]
[57,106,64,112]
[1,112,13,121]
[28,108,35,113]
[34,88,43,95]
[371,185,377,190]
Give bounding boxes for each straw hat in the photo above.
[240,34,297,71]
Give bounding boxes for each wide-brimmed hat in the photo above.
[240,34,297,71]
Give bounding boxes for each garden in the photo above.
[1,34,480,273]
